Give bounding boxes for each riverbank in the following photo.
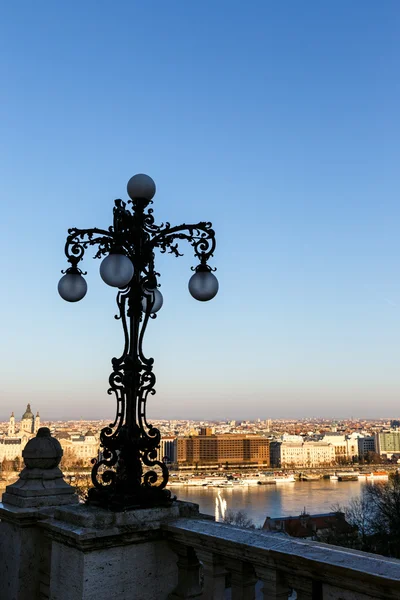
[168,465,396,487]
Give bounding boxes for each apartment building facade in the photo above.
[177,434,270,467]
[270,441,335,468]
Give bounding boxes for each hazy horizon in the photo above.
[1,2,399,421]
[1,400,399,424]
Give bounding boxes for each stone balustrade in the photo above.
[2,431,400,600]
[164,518,400,599]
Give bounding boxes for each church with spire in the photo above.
[0,404,41,462]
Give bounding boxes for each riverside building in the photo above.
[319,432,359,461]
[156,436,177,464]
[55,430,99,465]
[358,435,376,456]
[270,441,335,468]
[375,430,400,458]
[177,434,270,467]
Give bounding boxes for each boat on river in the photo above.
[300,474,321,481]
[358,471,389,481]
[337,472,359,482]
[180,477,209,486]
[241,474,276,486]
[274,474,296,483]
[210,479,234,488]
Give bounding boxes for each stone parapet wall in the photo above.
[164,518,400,599]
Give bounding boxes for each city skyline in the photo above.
[1,2,399,420]
[1,403,399,423]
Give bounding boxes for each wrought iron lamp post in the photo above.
[58,174,218,510]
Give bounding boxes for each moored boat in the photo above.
[241,477,264,486]
[358,471,389,481]
[300,474,321,481]
[274,474,296,483]
[257,477,276,485]
[337,472,358,482]
[211,479,234,488]
[183,477,210,486]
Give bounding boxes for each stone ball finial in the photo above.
[22,427,63,470]
[37,427,50,437]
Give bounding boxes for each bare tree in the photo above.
[223,510,255,529]
[60,447,80,470]
[364,473,400,557]
[324,473,400,557]
[73,474,93,502]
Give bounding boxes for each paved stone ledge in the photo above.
[38,501,201,552]
[164,518,400,599]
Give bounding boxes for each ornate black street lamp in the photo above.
[58,174,218,510]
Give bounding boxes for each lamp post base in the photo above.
[86,485,175,512]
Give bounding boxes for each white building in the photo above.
[271,441,335,468]
[281,434,304,443]
[319,433,359,461]
[0,404,40,462]
[346,433,362,459]
[56,430,99,465]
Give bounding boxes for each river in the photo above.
[0,479,365,527]
[173,479,365,526]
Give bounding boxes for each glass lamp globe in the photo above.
[100,254,134,288]
[142,288,163,313]
[127,174,156,201]
[58,272,87,302]
[188,269,219,301]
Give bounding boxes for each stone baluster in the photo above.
[224,559,258,600]
[289,575,318,600]
[255,566,291,599]
[196,549,227,600]
[296,591,314,600]
[168,543,203,599]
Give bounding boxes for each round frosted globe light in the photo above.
[127,174,156,201]
[188,270,219,302]
[142,288,163,313]
[58,273,87,302]
[100,254,134,288]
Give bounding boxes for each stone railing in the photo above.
[164,518,400,599]
[1,428,400,600]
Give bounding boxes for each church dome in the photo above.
[22,403,34,419]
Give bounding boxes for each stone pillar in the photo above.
[255,566,290,599]
[0,427,78,600]
[42,501,199,600]
[290,575,315,600]
[168,541,203,599]
[225,559,257,600]
[196,549,227,600]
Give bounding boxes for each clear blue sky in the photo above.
[1,1,399,421]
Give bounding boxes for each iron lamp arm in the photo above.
[150,222,216,262]
[64,227,118,267]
